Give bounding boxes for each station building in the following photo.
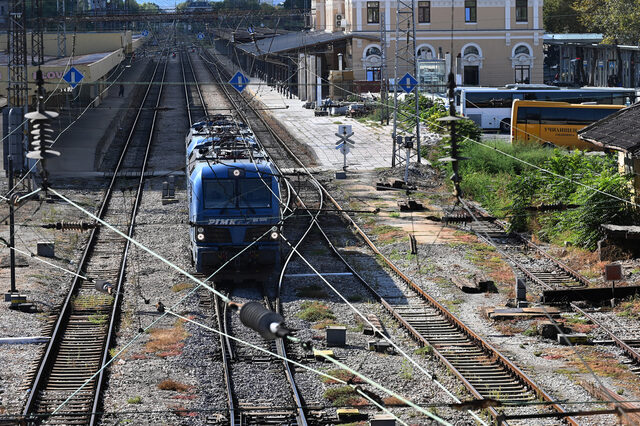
[313,0,544,86]
[221,0,544,101]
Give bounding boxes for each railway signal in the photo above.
[229,71,249,93]
[62,66,84,89]
[335,124,354,173]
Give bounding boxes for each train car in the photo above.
[187,115,282,277]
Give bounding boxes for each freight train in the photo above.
[186,114,282,277]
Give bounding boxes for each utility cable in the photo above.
[48,210,291,415]
[48,187,231,304]
[167,310,415,426]
[299,63,639,211]
[279,233,488,425]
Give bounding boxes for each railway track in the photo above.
[204,46,581,424]
[21,52,170,425]
[187,47,310,425]
[448,211,589,291]
[453,203,640,376]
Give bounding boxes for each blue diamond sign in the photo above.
[197,32,205,40]
[229,71,250,93]
[141,30,149,37]
[63,67,84,89]
[398,72,418,93]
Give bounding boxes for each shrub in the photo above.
[323,386,362,406]
[127,396,142,404]
[158,379,191,392]
[297,301,336,322]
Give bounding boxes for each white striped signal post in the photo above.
[335,125,354,171]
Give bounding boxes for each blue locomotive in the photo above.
[187,115,282,276]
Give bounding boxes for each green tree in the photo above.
[574,0,640,44]
[139,2,161,13]
[543,0,586,33]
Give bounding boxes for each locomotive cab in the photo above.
[189,162,281,275]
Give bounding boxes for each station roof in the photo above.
[0,51,112,68]
[236,31,378,57]
[578,103,640,155]
[544,33,604,44]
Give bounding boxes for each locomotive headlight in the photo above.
[270,227,280,240]
[232,169,241,177]
[197,227,204,233]
[197,233,205,241]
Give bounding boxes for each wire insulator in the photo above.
[239,301,289,340]
[41,221,96,231]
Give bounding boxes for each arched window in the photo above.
[363,44,382,81]
[511,44,534,83]
[463,45,479,56]
[365,45,381,57]
[417,44,435,60]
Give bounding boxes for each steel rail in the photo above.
[272,177,324,426]
[571,304,640,366]
[89,53,170,426]
[197,48,309,426]
[213,289,237,426]
[201,47,579,425]
[463,204,640,371]
[184,46,240,426]
[23,52,168,423]
[182,48,208,125]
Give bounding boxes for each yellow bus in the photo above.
[510,100,625,150]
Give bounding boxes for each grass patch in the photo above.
[616,296,640,319]
[146,319,188,357]
[323,386,365,407]
[297,301,336,322]
[322,369,365,384]
[522,324,538,337]
[88,314,108,325]
[400,359,413,380]
[414,345,433,357]
[72,294,112,310]
[382,396,407,406]
[295,284,328,298]
[158,379,191,392]
[171,282,194,292]
[312,319,345,330]
[127,396,142,404]
[388,212,400,218]
[494,320,526,336]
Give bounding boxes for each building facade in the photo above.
[311,0,544,87]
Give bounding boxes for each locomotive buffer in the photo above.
[335,124,355,173]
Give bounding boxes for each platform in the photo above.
[210,48,394,171]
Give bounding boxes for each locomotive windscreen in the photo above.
[202,178,272,209]
[238,179,272,208]
[203,180,235,209]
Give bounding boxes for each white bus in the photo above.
[455,85,636,133]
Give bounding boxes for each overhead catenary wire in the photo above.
[48,205,293,415]
[167,311,417,426]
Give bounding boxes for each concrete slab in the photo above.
[46,57,150,176]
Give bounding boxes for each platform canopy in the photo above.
[236,31,377,57]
